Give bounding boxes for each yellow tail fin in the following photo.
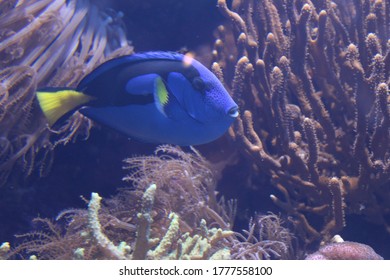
[36,89,94,126]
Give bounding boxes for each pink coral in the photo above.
[305,241,383,260]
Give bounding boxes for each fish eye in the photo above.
[228,106,239,118]
[192,77,206,92]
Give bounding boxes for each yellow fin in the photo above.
[36,89,94,126]
[156,77,169,105]
[154,77,170,116]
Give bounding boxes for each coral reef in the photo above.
[3,146,294,260]
[0,0,133,186]
[213,0,390,248]
[1,0,388,260]
[87,186,233,260]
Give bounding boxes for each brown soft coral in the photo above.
[0,0,133,186]
[214,0,390,246]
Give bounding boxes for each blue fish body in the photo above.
[37,52,239,146]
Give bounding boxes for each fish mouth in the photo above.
[227,106,239,118]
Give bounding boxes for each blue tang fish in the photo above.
[36,52,239,146]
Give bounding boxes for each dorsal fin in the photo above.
[77,52,185,91]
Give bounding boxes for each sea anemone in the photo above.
[0,0,133,186]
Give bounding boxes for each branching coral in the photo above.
[0,0,133,186]
[87,186,233,260]
[213,0,390,246]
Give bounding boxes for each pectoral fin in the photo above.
[153,77,170,117]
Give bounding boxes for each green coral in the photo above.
[87,184,233,260]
